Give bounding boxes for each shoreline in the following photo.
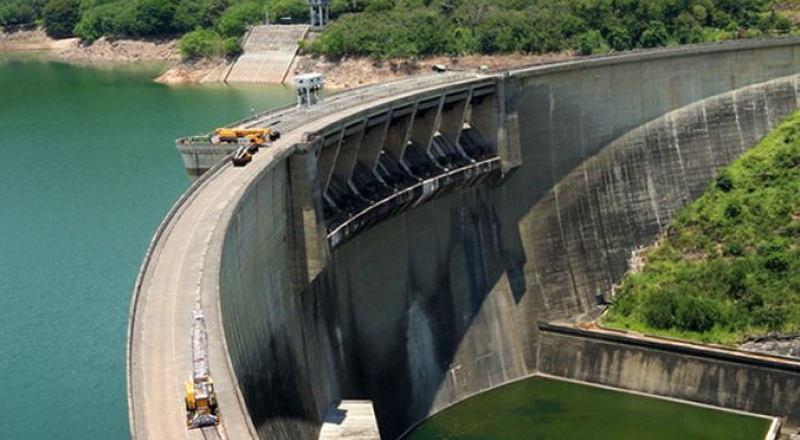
[0,28,180,70]
[1,28,572,89]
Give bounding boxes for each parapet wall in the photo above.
[215,39,800,440]
[538,324,800,426]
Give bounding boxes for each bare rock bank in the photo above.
[1,28,178,65]
[740,334,800,358]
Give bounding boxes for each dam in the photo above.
[129,38,800,440]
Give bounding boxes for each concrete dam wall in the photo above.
[212,40,800,439]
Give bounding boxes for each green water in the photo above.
[0,55,294,439]
[406,377,771,440]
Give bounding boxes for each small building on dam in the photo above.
[129,38,800,440]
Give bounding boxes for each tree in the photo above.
[605,23,632,51]
[267,0,307,23]
[43,0,80,38]
[0,4,22,27]
[132,0,178,36]
[675,12,705,44]
[217,2,262,37]
[639,21,669,47]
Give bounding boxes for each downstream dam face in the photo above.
[130,38,800,440]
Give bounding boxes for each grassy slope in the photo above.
[603,110,800,345]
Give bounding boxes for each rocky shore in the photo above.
[2,27,571,89]
[0,28,178,63]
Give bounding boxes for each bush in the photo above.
[179,29,222,58]
[222,36,242,56]
[724,201,742,221]
[715,169,734,192]
[43,0,80,38]
[575,29,608,55]
[675,296,720,332]
[640,20,669,48]
[642,290,678,329]
[754,306,787,332]
[776,16,792,33]
[605,23,632,51]
[675,12,705,44]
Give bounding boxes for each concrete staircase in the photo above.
[226,24,310,84]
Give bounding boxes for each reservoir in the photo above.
[0,55,294,439]
[405,376,772,440]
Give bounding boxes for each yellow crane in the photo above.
[212,127,281,167]
[213,128,280,146]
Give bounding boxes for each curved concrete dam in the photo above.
[130,39,800,440]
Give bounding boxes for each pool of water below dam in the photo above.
[404,376,772,440]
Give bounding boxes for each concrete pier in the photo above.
[319,401,381,440]
[132,38,800,440]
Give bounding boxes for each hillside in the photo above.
[3,0,800,60]
[603,110,800,345]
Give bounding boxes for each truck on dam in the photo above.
[185,310,220,429]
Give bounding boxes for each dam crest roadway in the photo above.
[130,38,800,440]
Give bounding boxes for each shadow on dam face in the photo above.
[216,40,800,440]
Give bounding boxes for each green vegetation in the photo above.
[307,0,798,59]
[604,110,800,345]
[42,0,79,38]
[2,0,800,60]
[179,29,242,58]
[1,0,310,56]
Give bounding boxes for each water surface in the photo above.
[0,55,294,439]
[406,376,771,440]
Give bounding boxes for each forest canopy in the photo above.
[0,0,795,59]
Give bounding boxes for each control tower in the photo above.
[295,73,324,107]
[308,0,331,29]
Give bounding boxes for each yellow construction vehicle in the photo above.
[185,310,221,429]
[231,145,253,167]
[185,378,219,428]
[213,128,281,146]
